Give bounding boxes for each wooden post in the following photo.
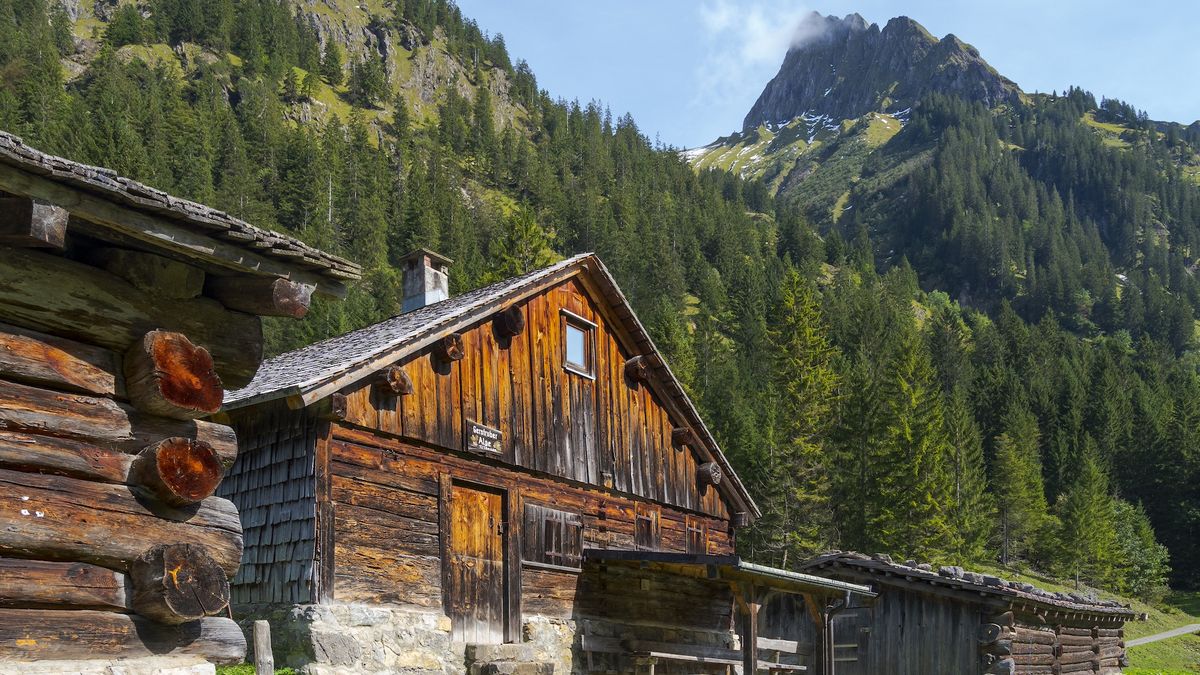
[736,582,761,675]
[253,619,274,675]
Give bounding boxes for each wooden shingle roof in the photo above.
[0,130,360,295]
[225,253,761,520]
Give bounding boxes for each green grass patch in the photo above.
[215,666,297,675]
[117,44,185,79]
[1127,633,1200,673]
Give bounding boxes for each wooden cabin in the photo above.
[799,552,1135,675]
[220,251,874,675]
[0,131,359,674]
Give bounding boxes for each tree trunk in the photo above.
[0,322,119,397]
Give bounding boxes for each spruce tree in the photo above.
[1054,440,1117,587]
[944,389,993,564]
[991,402,1050,565]
[320,41,343,86]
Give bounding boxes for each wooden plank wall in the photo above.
[848,588,982,675]
[327,426,732,619]
[221,402,320,605]
[340,278,732,521]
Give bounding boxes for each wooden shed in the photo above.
[219,251,874,674]
[799,552,1135,675]
[0,131,359,673]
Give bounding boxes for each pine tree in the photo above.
[943,390,994,564]
[991,402,1050,565]
[320,41,343,86]
[1054,440,1117,587]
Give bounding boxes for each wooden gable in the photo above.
[338,275,732,521]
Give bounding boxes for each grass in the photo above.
[1082,112,1133,149]
[215,666,297,675]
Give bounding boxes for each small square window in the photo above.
[562,311,595,377]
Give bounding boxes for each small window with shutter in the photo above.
[523,504,583,570]
[634,503,661,551]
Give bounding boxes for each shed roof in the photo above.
[799,552,1135,619]
[225,253,761,520]
[0,130,360,294]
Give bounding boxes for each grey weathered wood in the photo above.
[92,247,206,299]
[0,557,131,611]
[0,196,68,249]
[0,321,120,397]
[0,246,263,388]
[254,619,274,675]
[207,276,314,318]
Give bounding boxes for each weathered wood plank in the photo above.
[0,246,263,388]
[0,558,130,611]
[0,322,120,397]
[92,247,206,299]
[0,468,242,575]
[0,609,245,663]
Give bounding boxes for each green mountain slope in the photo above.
[3,0,1200,607]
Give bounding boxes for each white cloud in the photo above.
[691,1,818,134]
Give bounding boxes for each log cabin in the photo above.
[0,131,360,674]
[220,251,875,675]
[798,552,1136,675]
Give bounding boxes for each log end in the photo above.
[131,543,230,625]
[125,331,224,419]
[134,438,225,507]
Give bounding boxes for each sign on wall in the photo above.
[466,420,503,454]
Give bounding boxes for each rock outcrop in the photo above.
[742,13,1021,131]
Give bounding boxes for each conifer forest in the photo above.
[4,0,1200,603]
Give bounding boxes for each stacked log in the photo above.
[992,618,1126,675]
[0,242,266,663]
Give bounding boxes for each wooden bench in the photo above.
[581,632,808,675]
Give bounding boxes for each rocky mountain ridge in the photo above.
[742,12,1022,132]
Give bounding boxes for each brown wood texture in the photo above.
[0,196,67,249]
[92,247,206,299]
[0,467,242,576]
[0,557,130,611]
[446,482,506,644]
[0,609,245,663]
[131,438,224,506]
[0,246,263,388]
[0,378,238,464]
[130,543,230,624]
[207,276,314,318]
[0,322,120,397]
[124,330,224,419]
[327,429,732,616]
[343,279,732,520]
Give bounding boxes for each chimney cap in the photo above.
[398,248,454,269]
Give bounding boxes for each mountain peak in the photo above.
[742,13,1020,131]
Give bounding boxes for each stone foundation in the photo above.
[0,657,214,675]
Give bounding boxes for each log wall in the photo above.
[338,279,733,520]
[324,425,733,625]
[0,233,300,663]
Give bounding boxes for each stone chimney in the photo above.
[399,248,453,313]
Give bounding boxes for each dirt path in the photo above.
[1127,624,1200,648]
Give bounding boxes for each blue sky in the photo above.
[454,0,1200,149]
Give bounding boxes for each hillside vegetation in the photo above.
[1,0,1199,614]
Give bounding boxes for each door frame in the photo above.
[439,473,522,643]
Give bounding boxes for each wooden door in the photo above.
[446,483,507,644]
[831,606,872,675]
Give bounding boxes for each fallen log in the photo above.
[0,322,119,397]
[131,544,229,624]
[0,468,242,575]
[0,558,129,611]
[0,378,237,465]
[124,330,223,419]
[206,276,313,318]
[0,246,262,387]
[0,609,245,663]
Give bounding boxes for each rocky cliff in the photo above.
[742,13,1021,131]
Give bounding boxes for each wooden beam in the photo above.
[624,355,650,385]
[373,366,413,396]
[206,276,314,318]
[0,161,346,297]
[0,246,263,388]
[0,467,242,576]
[124,330,224,420]
[0,322,119,397]
[0,378,238,465]
[130,543,230,624]
[0,557,130,611]
[91,247,205,299]
[0,196,67,249]
[494,305,526,337]
[0,609,245,663]
[436,333,465,363]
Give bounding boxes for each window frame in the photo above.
[522,503,584,572]
[634,503,662,552]
[685,515,709,555]
[560,309,597,379]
